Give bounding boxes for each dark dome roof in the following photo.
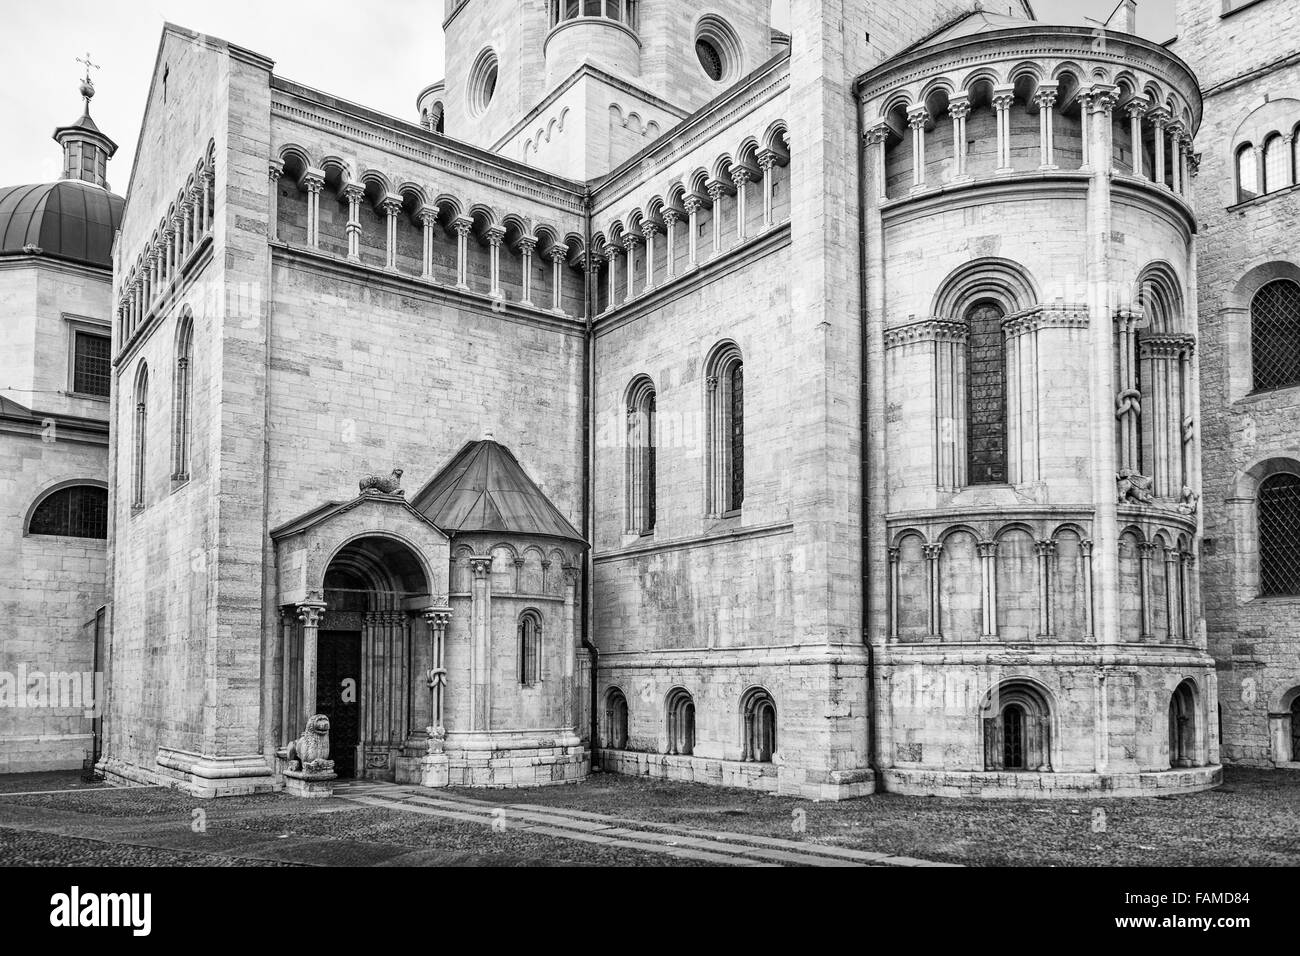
[0,180,124,269]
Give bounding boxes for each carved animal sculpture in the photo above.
[359,468,403,496]
[1116,468,1155,504]
[286,714,333,773]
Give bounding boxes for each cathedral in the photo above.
[3,0,1297,800]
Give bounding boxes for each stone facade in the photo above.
[93,1,1296,799]
[1172,0,1300,769]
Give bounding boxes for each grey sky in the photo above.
[0,0,1177,190]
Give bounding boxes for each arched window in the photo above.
[28,485,108,538]
[983,681,1051,771]
[132,363,149,510]
[966,300,1007,485]
[705,342,744,515]
[1263,134,1291,194]
[1236,143,1258,203]
[1258,472,1300,596]
[172,313,193,481]
[665,688,695,756]
[1169,680,1198,768]
[1251,278,1300,392]
[626,377,656,534]
[518,610,541,685]
[605,687,629,749]
[742,688,776,762]
[1291,696,1300,764]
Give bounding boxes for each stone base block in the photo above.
[431,744,588,789]
[593,749,874,800]
[283,769,337,798]
[882,765,1223,798]
[98,750,277,799]
[419,754,450,788]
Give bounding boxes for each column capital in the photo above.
[1124,96,1149,118]
[300,171,325,194]
[549,243,570,263]
[1034,88,1058,110]
[977,540,998,558]
[380,195,405,218]
[730,166,752,188]
[621,233,641,253]
[422,605,452,629]
[604,242,622,261]
[1085,84,1119,114]
[661,207,681,226]
[1147,106,1170,127]
[641,221,661,240]
[1034,539,1057,557]
[948,99,971,121]
[296,601,327,627]
[516,235,538,253]
[416,206,439,227]
[683,193,705,214]
[469,556,492,578]
[269,159,285,181]
[706,180,726,203]
[991,87,1016,111]
[863,123,891,148]
[756,149,780,172]
[452,216,474,238]
[922,543,944,560]
[887,546,901,563]
[907,106,930,128]
[485,226,506,247]
[1080,538,1094,557]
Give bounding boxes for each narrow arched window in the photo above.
[742,688,776,762]
[1169,680,1198,768]
[1002,703,1026,769]
[965,300,1007,484]
[1252,279,1300,392]
[1290,696,1300,763]
[172,313,194,481]
[626,377,657,534]
[1236,143,1259,203]
[705,342,745,515]
[605,688,629,749]
[1263,134,1290,194]
[132,363,149,510]
[518,611,541,685]
[28,485,108,538]
[1258,471,1300,596]
[665,688,695,756]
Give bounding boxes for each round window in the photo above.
[696,39,723,81]
[468,49,500,117]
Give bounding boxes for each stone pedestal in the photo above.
[421,754,450,788]
[283,768,336,798]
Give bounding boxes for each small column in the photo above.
[163,227,176,286]
[1035,539,1055,638]
[731,167,751,239]
[422,606,452,738]
[562,566,580,731]
[622,234,639,303]
[1036,85,1059,170]
[1081,539,1095,640]
[604,244,621,312]
[978,540,998,638]
[707,181,725,255]
[923,543,944,639]
[1151,109,1168,186]
[267,160,284,243]
[418,208,438,281]
[1164,545,1181,644]
[342,184,364,262]
[908,107,929,191]
[887,547,901,641]
[641,222,659,293]
[453,217,472,290]
[757,151,777,227]
[297,601,327,728]
[190,186,205,246]
[182,199,195,258]
[1179,133,1192,197]
[1179,549,1195,643]
[201,168,214,234]
[549,244,568,313]
[993,88,1016,174]
[1079,91,1093,169]
[864,123,889,201]
[469,556,492,732]
[486,226,505,297]
[1126,98,1148,179]
[662,209,679,278]
[518,236,537,305]
[302,173,324,249]
[1138,542,1155,641]
[948,95,971,181]
[684,195,702,268]
[1168,124,1184,194]
[382,197,404,271]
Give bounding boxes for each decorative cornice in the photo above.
[1002,304,1091,336]
[884,317,968,349]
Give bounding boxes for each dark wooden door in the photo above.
[317,631,361,779]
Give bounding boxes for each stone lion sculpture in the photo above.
[286,714,334,774]
[359,468,403,496]
[1116,468,1155,504]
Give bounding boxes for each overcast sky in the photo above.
[0,0,1176,190]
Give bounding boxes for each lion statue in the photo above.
[1116,468,1155,504]
[359,468,403,496]
[286,714,334,774]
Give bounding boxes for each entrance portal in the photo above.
[317,631,361,778]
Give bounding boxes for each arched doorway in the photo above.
[983,681,1052,772]
[1169,680,1198,768]
[288,535,432,780]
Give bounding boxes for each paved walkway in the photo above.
[334,780,957,867]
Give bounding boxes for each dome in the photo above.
[0,180,124,270]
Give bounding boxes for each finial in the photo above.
[76,52,100,110]
[483,429,495,442]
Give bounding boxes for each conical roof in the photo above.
[411,436,585,545]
